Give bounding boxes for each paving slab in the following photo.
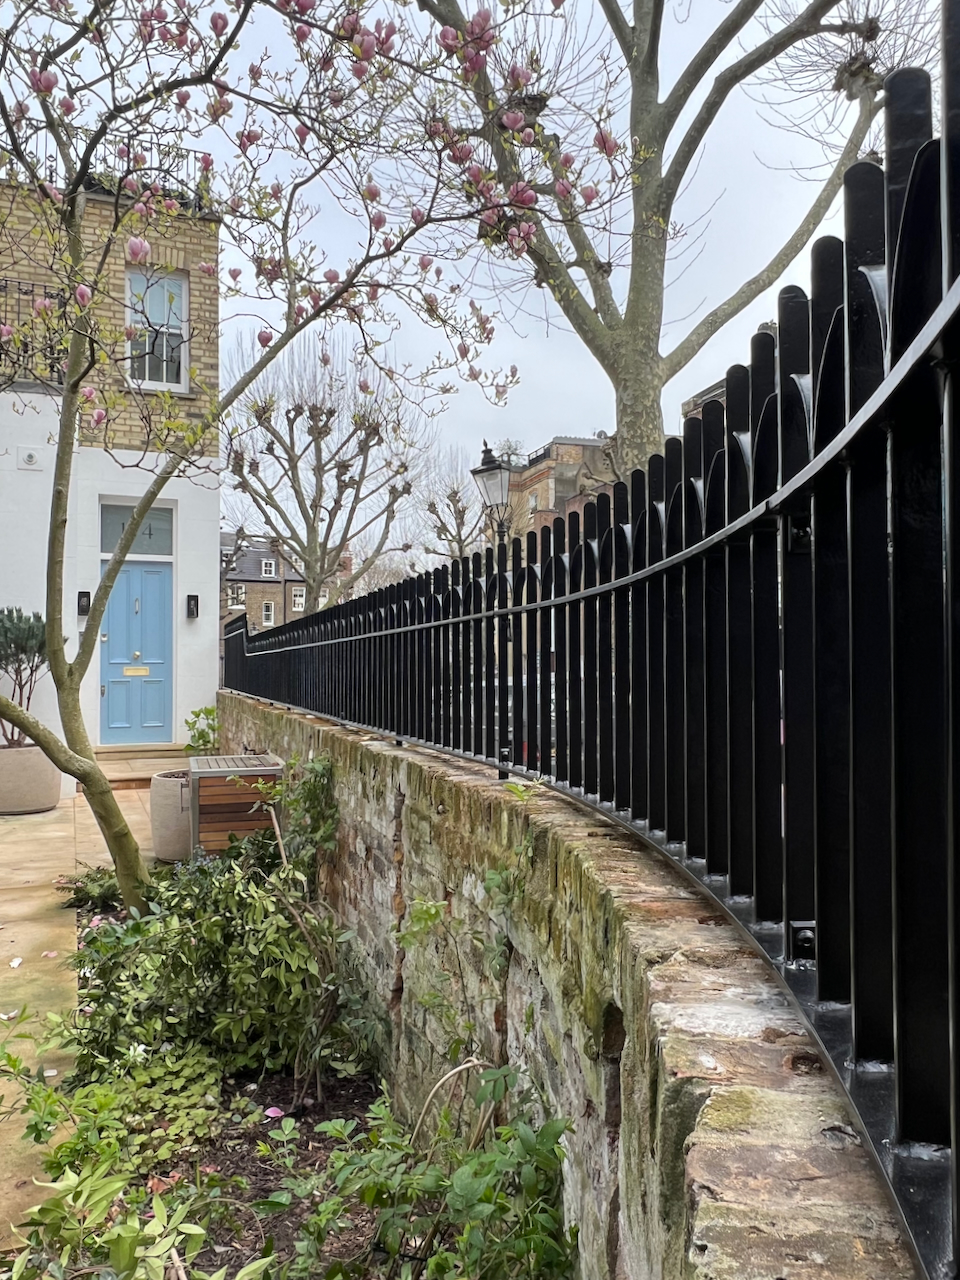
[0,793,153,1244]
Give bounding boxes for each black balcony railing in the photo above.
[0,278,66,384]
[224,13,960,1280]
[1,124,205,209]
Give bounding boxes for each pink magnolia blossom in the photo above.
[457,341,469,359]
[355,31,376,59]
[438,25,460,53]
[554,178,572,200]
[126,236,151,263]
[309,291,321,309]
[500,110,524,132]
[198,262,217,276]
[123,176,139,194]
[91,408,107,427]
[270,182,282,198]
[448,142,473,165]
[0,325,12,340]
[368,282,380,300]
[418,254,433,271]
[134,150,147,166]
[117,143,129,159]
[371,210,386,230]
[507,64,531,90]
[352,60,368,79]
[581,184,598,205]
[80,386,97,403]
[561,151,575,169]
[60,97,75,116]
[295,24,310,41]
[330,89,344,105]
[507,181,536,209]
[411,206,425,225]
[125,325,138,341]
[176,89,190,108]
[552,0,565,9]
[295,123,310,144]
[33,297,54,316]
[358,378,370,393]
[479,206,499,226]
[229,267,242,282]
[257,329,274,347]
[363,181,380,202]
[324,268,340,283]
[594,128,618,157]
[249,62,263,80]
[296,0,314,10]
[133,201,148,216]
[210,10,228,36]
[31,68,58,95]
[521,128,534,145]
[200,153,214,172]
[75,285,92,308]
[164,198,179,213]
[295,303,306,320]
[382,235,393,251]
[229,195,242,210]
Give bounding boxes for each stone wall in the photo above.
[218,691,917,1280]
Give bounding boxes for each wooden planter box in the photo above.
[189,754,285,852]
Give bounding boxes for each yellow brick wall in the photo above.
[0,182,220,454]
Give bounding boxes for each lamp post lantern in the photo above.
[471,441,513,543]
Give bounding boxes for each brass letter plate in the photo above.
[123,666,150,676]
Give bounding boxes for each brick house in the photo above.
[507,435,618,536]
[0,136,221,781]
[219,533,354,657]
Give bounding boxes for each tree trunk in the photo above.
[612,349,667,475]
[57,679,151,912]
[82,772,151,914]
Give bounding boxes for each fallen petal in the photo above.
[9,958,22,968]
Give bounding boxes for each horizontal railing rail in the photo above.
[224,22,960,1280]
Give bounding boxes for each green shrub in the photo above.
[57,865,122,913]
[184,706,219,755]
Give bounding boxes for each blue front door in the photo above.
[100,561,173,744]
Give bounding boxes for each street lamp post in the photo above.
[470,441,513,543]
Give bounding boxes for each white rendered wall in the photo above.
[0,388,220,796]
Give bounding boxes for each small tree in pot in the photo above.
[0,610,61,814]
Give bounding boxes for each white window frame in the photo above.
[126,269,190,393]
[262,600,275,626]
[291,586,305,612]
[290,554,304,573]
[261,559,276,578]
[226,583,246,609]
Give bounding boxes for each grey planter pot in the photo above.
[0,745,61,815]
[150,769,191,862]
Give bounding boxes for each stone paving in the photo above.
[0,791,153,1244]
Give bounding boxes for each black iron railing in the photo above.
[0,278,66,384]
[0,124,205,209]
[225,24,960,1280]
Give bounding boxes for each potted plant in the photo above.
[0,608,61,814]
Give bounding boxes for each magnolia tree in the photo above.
[389,0,936,468]
[0,0,516,908]
[224,339,430,610]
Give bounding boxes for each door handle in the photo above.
[132,650,141,660]
[135,597,140,614]
[100,633,108,642]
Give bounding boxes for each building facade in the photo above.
[506,435,618,536]
[0,145,221,791]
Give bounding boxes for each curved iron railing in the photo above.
[224,30,960,1280]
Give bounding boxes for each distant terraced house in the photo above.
[0,128,221,791]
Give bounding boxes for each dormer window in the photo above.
[261,559,276,578]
